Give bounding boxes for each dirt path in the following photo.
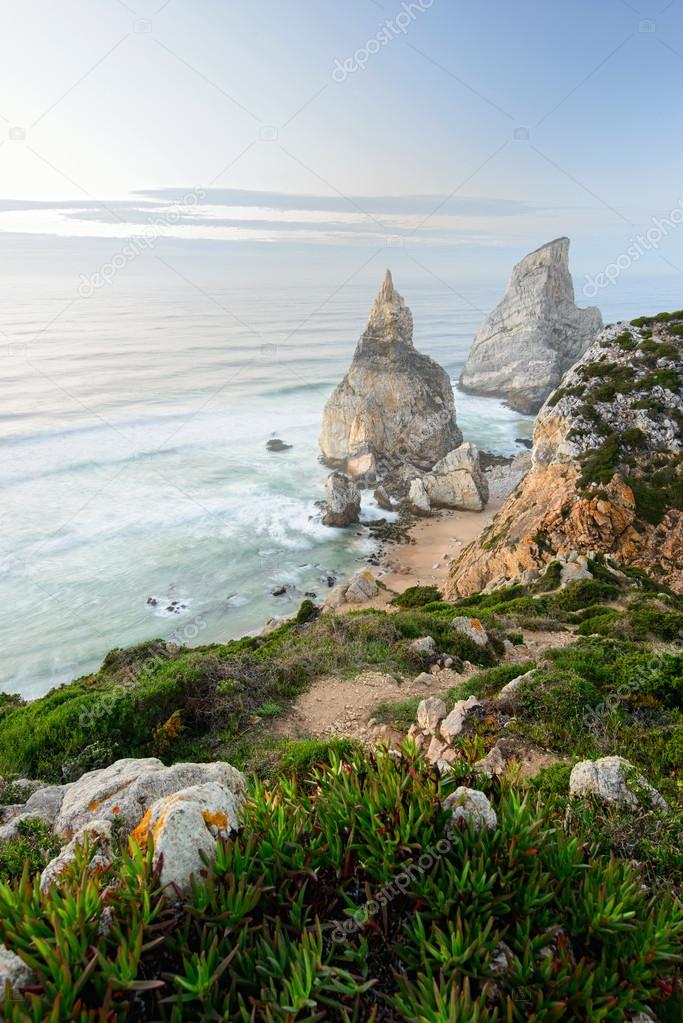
[274,628,573,744]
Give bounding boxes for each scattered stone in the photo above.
[426,735,448,763]
[322,472,361,528]
[344,570,378,603]
[266,438,292,451]
[451,617,489,648]
[440,696,482,742]
[569,756,668,810]
[443,787,497,831]
[272,585,287,596]
[0,945,36,999]
[416,696,447,733]
[495,669,536,712]
[408,636,436,656]
[413,671,434,686]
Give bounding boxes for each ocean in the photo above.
[1,256,679,699]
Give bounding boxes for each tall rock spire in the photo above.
[320,271,462,478]
[459,237,602,414]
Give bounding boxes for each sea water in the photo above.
[0,261,678,698]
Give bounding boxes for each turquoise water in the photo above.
[1,264,678,698]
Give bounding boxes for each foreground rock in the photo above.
[443,787,497,831]
[0,945,36,999]
[40,819,114,892]
[569,756,668,811]
[408,442,489,515]
[0,757,246,844]
[460,238,602,414]
[131,781,242,892]
[448,315,683,596]
[322,471,361,527]
[325,570,379,608]
[320,271,462,478]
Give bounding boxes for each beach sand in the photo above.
[381,501,503,593]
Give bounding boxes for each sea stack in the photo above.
[459,238,602,414]
[320,271,462,478]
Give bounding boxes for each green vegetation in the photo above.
[0,750,680,1022]
[0,818,60,884]
[389,584,442,608]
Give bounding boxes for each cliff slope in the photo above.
[448,311,683,596]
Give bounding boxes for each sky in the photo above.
[1,0,683,286]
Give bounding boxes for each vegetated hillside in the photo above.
[447,311,683,598]
[0,560,681,1020]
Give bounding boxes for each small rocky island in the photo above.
[320,270,462,478]
[460,237,602,414]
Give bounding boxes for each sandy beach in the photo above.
[380,501,503,594]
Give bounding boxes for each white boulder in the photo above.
[440,696,481,742]
[40,819,114,893]
[0,945,36,998]
[569,756,668,810]
[416,696,447,733]
[451,616,489,648]
[442,787,497,831]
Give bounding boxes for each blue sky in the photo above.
[1,0,682,284]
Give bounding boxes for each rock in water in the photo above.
[460,238,602,414]
[408,442,489,514]
[322,471,361,527]
[320,271,462,477]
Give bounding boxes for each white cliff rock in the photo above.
[322,471,361,527]
[320,271,462,477]
[460,238,602,414]
[408,442,489,515]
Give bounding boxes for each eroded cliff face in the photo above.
[320,271,462,478]
[459,237,602,414]
[447,314,683,596]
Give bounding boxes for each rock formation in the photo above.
[460,238,602,414]
[322,471,361,527]
[447,313,683,596]
[407,442,489,515]
[320,271,461,478]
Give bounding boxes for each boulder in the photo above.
[0,945,36,999]
[451,616,489,648]
[495,669,536,712]
[40,819,114,893]
[416,696,447,733]
[460,237,602,414]
[413,671,434,686]
[408,636,436,656]
[440,696,481,742]
[320,271,462,476]
[322,472,361,528]
[442,787,497,831]
[0,758,247,846]
[131,781,241,893]
[409,443,489,515]
[569,756,668,810]
[266,438,292,451]
[344,570,378,603]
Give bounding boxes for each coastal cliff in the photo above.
[320,271,462,478]
[448,311,683,596]
[459,237,602,414]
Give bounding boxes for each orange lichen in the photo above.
[202,810,229,830]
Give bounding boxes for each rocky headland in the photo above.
[448,311,683,597]
[460,237,602,414]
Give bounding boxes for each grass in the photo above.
[0,749,680,1022]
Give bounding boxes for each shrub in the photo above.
[0,818,59,884]
[390,585,442,608]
